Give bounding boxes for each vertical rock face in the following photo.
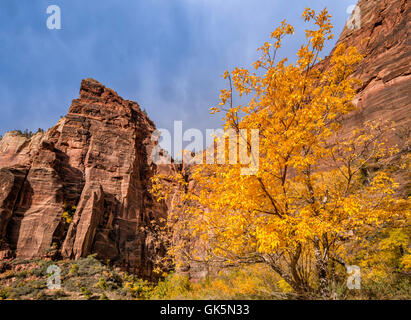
[0,79,174,278]
[329,0,410,142]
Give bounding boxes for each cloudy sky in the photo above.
[0,0,358,152]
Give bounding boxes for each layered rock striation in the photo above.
[327,0,410,143]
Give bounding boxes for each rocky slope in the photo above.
[0,79,175,279]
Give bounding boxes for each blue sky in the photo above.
[0,0,357,146]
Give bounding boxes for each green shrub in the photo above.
[96,277,108,290]
[80,286,92,299]
[68,264,79,276]
[0,287,10,300]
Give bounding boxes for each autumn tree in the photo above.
[151,8,410,297]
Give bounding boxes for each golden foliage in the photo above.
[151,8,410,297]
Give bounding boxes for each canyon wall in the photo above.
[329,0,410,144]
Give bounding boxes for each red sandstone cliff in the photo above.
[328,0,410,144]
[0,79,174,279]
[327,0,410,195]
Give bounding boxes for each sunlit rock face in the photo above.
[0,78,176,279]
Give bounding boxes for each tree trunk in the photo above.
[313,237,330,297]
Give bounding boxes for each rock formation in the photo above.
[327,0,410,144]
[0,79,174,279]
[323,0,410,196]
